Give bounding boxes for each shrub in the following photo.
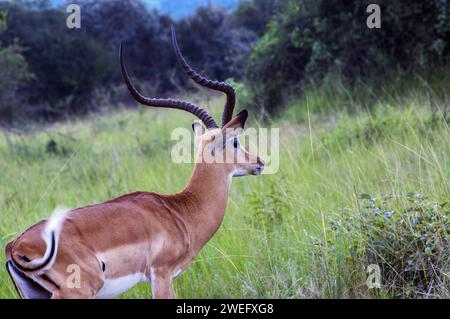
[334,193,449,298]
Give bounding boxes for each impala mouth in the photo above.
[233,170,248,177]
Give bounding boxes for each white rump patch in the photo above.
[96,273,147,299]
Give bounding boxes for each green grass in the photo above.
[0,88,448,298]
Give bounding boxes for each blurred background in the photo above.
[1,0,449,124]
[0,0,448,299]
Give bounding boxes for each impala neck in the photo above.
[181,162,232,252]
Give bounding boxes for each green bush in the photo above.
[334,193,449,298]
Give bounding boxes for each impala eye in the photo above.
[233,138,239,149]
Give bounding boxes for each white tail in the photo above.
[13,207,69,273]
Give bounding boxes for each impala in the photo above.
[4,28,264,299]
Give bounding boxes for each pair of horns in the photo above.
[120,26,236,129]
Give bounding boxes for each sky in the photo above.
[50,0,240,19]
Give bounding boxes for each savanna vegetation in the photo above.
[0,0,449,298]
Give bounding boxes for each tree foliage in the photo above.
[0,0,450,123]
[246,0,450,112]
[0,1,113,119]
[0,42,34,122]
[0,0,254,123]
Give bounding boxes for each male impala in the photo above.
[4,28,264,299]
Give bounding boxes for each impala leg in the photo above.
[150,269,175,299]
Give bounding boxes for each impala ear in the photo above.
[222,109,248,131]
[192,121,206,137]
[221,110,248,141]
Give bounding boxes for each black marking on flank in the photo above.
[20,255,31,262]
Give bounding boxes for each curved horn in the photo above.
[120,42,218,129]
[171,26,236,127]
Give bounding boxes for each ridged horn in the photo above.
[120,42,218,129]
[171,26,236,127]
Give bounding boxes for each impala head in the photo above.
[192,110,264,177]
[120,26,264,177]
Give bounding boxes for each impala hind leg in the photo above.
[49,265,105,299]
[150,268,175,299]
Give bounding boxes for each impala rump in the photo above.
[5,207,69,298]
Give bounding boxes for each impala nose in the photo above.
[255,157,265,175]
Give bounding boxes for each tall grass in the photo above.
[0,83,448,298]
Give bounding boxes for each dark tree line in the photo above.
[245,0,450,111]
[0,0,449,124]
[0,0,260,123]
